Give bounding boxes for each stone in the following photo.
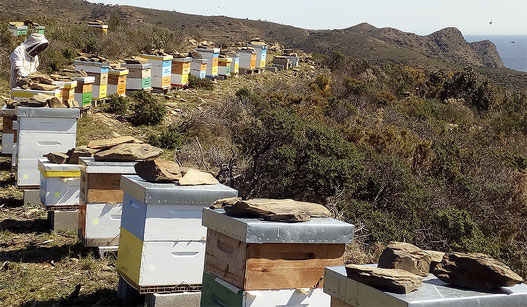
[134,159,183,182]
[378,242,432,277]
[27,72,55,85]
[425,250,445,272]
[220,198,332,222]
[433,252,523,290]
[87,136,138,150]
[65,99,79,108]
[48,97,66,108]
[30,83,59,91]
[46,152,69,164]
[94,143,163,162]
[345,264,423,294]
[178,168,219,186]
[66,146,95,164]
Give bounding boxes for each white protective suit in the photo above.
[9,33,49,89]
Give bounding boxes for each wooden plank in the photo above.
[86,173,125,204]
[203,229,248,289]
[78,203,86,239]
[245,243,345,290]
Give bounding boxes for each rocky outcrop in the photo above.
[345,264,423,294]
[433,252,523,290]
[94,143,162,162]
[378,242,431,277]
[470,40,505,68]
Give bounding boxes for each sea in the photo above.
[465,35,527,72]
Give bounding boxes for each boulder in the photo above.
[48,97,66,108]
[433,252,523,290]
[378,242,432,277]
[30,83,59,91]
[46,152,69,164]
[67,146,95,164]
[220,198,331,222]
[345,264,423,294]
[87,136,138,150]
[178,168,219,186]
[425,250,445,272]
[134,159,183,182]
[94,143,162,162]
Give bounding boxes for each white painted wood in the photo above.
[84,203,123,239]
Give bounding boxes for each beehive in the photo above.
[218,57,232,77]
[116,175,238,291]
[171,57,192,87]
[54,80,78,105]
[78,157,137,247]
[201,208,355,291]
[11,88,61,100]
[73,76,95,108]
[88,24,108,34]
[38,158,81,208]
[190,58,208,79]
[108,68,129,96]
[230,55,240,76]
[284,54,300,67]
[74,60,110,101]
[323,266,527,307]
[15,107,79,187]
[273,56,290,70]
[8,24,27,37]
[195,47,220,78]
[122,63,152,91]
[1,106,16,154]
[238,48,257,71]
[143,55,173,89]
[247,42,268,69]
[200,271,331,307]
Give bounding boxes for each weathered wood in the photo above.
[80,173,126,204]
[204,229,345,290]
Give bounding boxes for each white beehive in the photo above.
[1,105,16,154]
[195,47,220,77]
[15,107,79,187]
[247,42,268,69]
[38,158,81,207]
[142,55,173,89]
[190,58,208,79]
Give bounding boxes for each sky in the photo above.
[90,0,527,35]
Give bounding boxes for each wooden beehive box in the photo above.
[190,58,208,79]
[248,43,268,69]
[38,158,81,208]
[122,63,152,91]
[202,208,355,291]
[1,105,16,154]
[195,47,220,77]
[142,55,173,89]
[108,69,128,96]
[73,76,95,108]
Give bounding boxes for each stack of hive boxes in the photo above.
[8,22,27,37]
[1,106,16,155]
[195,46,220,78]
[190,58,208,79]
[283,50,300,67]
[74,60,110,102]
[78,157,137,247]
[218,56,232,78]
[55,80,78,105]
[38,158,81,231]
[200,208,355,307]
[107,68,129,96]
[247,40,268,70]
[73,76,95,109]
[143,55,173,91]
[171,56,192,87]
[116,175,238,293]
[122,63,152,92]
[229,52,240,77]
[88,21,108,34]
[238,48,257,73]
[14,107,79,187]
[272,56,290,71]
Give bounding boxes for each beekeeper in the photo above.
[9,33,49,89]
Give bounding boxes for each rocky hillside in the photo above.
[0,0,503,70]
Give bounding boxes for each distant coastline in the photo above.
[465,35,527,72]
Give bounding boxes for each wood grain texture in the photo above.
[204,229,346,290]
[81,172,125,204]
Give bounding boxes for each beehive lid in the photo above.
[16,106,80,119]
[8,25,28,30]
[79,157,138,174]
[109,69,129,75]
[172,57,193,63]
[324,265,527,307]
[53,80,77,88]
[74,60,110,68]
[202,208,355,244]
[120,175,238,206]
[142,54,173,61]
[72,76,96,84]
[38,158,81,177]
[196,47,221,54]
[1,105,16,116]
[121,63,152,69]
[191,58,208,64]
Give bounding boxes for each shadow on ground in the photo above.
[20,288,143,306]
[0,218,49,234]
[0,242,86,263]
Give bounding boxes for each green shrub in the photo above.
[188,74,214,90]
[130,90,166,125]
[149,124,184,149]
[104,94,129,116]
